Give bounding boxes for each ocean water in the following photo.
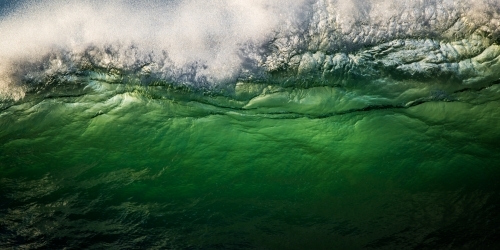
[1,0,500,249]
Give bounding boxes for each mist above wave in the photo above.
[0,0,500,101]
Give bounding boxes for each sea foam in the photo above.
[0,0,499,101]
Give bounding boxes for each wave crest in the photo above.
[1,0,500,101]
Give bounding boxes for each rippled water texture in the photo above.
[1,0,500,249]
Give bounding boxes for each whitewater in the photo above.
[1,0,500,249]
[1,0,500,100]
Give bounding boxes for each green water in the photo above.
[1,82,500,249]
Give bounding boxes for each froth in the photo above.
[0,0,305,99]
[0,0,499,101]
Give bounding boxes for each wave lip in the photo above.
[1,0,500,101]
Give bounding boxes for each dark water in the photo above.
[2,82,500,249]
[2,0,500,249]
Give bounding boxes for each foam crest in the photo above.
[0,0,305,99]
[0,0,500,101]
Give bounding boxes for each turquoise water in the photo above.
[2,0,500,249]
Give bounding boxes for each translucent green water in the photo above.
[2,82,500,249]
[2,0,500,248]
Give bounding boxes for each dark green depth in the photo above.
[1,81,500,249]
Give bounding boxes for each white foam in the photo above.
[0,0,499,100]
[0,0,306,99]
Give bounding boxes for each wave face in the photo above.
[1,1,500,249]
